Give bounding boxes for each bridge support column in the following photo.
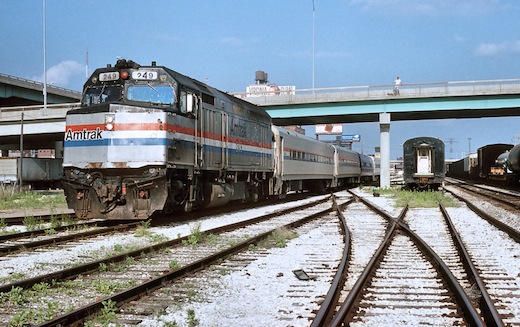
[379,113,391,189]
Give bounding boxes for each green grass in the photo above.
[258,227,299,249]
[0,189,67,211]
[368,187,458,208]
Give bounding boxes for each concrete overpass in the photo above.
[0,73,81,154]
[0,73,81,107]
[239,79,520,125]
[0,103,78,152]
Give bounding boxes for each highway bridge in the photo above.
[239,79,520,125]
[0,72,81,107]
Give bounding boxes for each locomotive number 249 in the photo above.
[132,71,158,80]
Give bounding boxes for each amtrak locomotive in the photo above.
[62,60,378,219]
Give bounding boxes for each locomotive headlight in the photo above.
[105,114,115,131]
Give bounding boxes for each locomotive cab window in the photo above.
[127,85,175,105]
[82,85,123,106]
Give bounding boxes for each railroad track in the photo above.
[0,220,138,256]
[0,194,339,326]
[0,212,76,227]
[446,177,520,211]
[2,189,518,326]
[443,183,520,241]
[315,189,520,326]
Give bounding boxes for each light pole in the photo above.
[312,0,315,92]
[43,0,47,114]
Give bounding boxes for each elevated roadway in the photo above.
[0,103,78,152]
[0,73,81,107]
[239,79,520,125]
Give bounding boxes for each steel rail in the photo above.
[438,200,504,327]
[329,194,407,326]
[444,188,520,242]
[0,222,140,256]
[0,220,105,243]
[1,213,76,227]
[310,196,354,326]
[454,183,520,210]
[397,214,485,327]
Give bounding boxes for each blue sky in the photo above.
[2,0,520,159]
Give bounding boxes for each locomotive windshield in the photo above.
[127,84,175,105]
[82,83,176,107]
[82,85,123,106]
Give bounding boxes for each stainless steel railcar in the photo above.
[359,152,379,184]
[272,126,336,194]
[335,145,379,185]
[403,136,445,189]
[271,127,377,195]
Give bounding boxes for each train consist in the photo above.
[62,59,379,220]
[447,143,520,186]
[402,136,445,189]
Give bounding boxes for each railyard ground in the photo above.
[0,187,73,219]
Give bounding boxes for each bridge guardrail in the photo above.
[0,103,81,122]
[0,72,81,96]
[232,79,520,105]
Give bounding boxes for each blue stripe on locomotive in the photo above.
[64,138,272,160]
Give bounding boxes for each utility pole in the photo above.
[19,112,24,191]
[445,138,458,159]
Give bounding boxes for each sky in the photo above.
[2,0,520,159]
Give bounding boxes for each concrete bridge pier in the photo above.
[379,112,391,189]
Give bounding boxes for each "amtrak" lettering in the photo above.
[65,127,103,141]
